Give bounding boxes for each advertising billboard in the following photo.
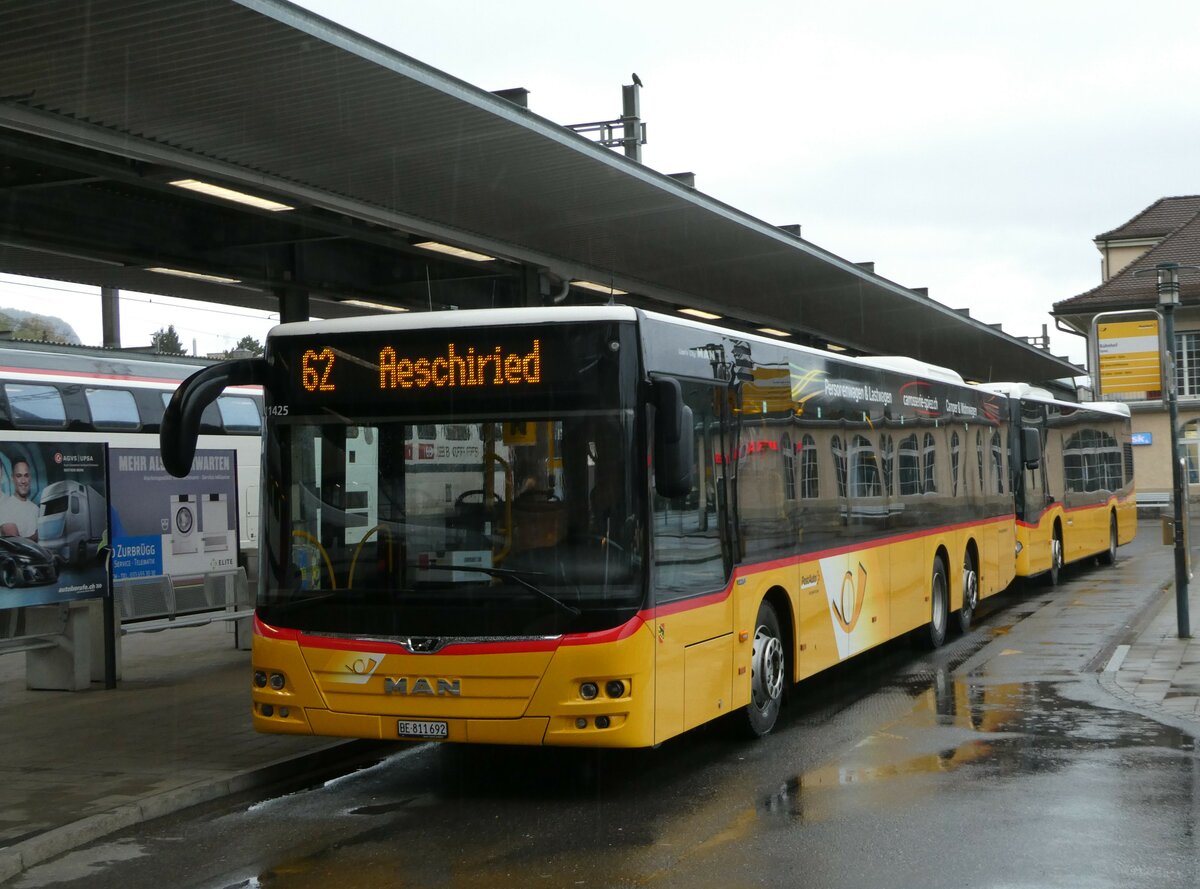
[108,448,239,582]
[0,440,109,608]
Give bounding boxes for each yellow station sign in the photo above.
[1097,318,1161,395]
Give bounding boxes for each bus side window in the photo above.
[653,380,729,601]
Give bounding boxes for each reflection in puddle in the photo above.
[765,669,1194,825]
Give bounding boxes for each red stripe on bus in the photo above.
[253,511,1027,651]
[1016,496,1123,528]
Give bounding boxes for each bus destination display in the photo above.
[275,324,629,414]
[304,339,542,393]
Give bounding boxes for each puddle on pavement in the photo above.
[762,668,1196,824]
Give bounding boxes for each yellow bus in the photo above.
[976,383,1136,583]
[161,306,1134,748]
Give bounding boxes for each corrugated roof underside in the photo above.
[0,0,1079,381]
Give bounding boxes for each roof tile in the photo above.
[1094,195,1200,241]
[1057,210,1200,313]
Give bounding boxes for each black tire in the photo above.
[958,550,978,635]
[1,561,15,588]
[1047,528,1063,586]
[1099,514,1117,566]
[743,600,786,738]
[923,558,949,649]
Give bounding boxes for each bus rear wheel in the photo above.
[1047,529,1063,586]
[958,551,978,635]
[1099,515,1117,566]
[743,600,785,738]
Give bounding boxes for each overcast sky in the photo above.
[3,0,1199,365]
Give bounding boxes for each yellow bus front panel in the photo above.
[251,617,660,747]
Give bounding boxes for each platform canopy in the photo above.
[0,0,1079,383]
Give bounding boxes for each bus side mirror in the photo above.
[653,378,695,499]
[1022,427,1041,470]
[161,358,268,477]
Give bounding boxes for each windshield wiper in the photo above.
[420,564,581,618]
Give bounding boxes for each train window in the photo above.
[85,387,140,430]
[444,425,472,441]
[160,391,223,433]
[216,395,261,432]
[5,383,67,428]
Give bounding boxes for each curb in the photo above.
[1081,575,1174,674]
[0,739,384,883]
[1094,670,1200,739]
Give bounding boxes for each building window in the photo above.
[832,435,847,498]
[850,435,882,498]
[991,429,1004,494]
[951,431,961,497]
[1178,332,1200,397]
[800,434,818,498]
[781,434,796,501]
[879,434,894,497]
[923,432,938,494]
[1184,421,1200,484]
[898,433,921,495]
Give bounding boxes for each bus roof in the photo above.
[975,381,1131,417]
[267,305,639,338]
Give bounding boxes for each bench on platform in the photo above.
[0,601,92,690]
[1136,492,1171,510]
[118,568,252,648]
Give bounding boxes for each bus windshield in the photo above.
[259,411,646,638]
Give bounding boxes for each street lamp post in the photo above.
[1136,261,1196,637]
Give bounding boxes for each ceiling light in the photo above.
[413,241,495,262]
[826,343,847,352]
[169,178,293,212]
[757,327,790,337]
[678,308,722,320]
[146,267,241,284]
[340,299,409,313]
[572,280,628,295]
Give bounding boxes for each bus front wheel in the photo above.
[743,600,785,738]
[923,558,949,649]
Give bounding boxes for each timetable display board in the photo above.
[1096,317,1162,397]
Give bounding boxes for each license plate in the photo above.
[397,719,448,739]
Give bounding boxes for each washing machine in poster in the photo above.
[170,494,199,555]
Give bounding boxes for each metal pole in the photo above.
[1159,264,1191,637]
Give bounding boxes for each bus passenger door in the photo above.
[653,380,734,742]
